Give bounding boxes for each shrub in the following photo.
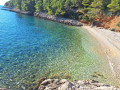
[109,28,119,31]
[82,8,88,13]
[105,11,113,17]
[63,11,83,20]
[78,15,83,20]
[109,28,115,31]
[82,15,90,21]
[116,22,120,27]
[116,11,120,16]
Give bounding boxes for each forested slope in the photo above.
[5,0,120,23]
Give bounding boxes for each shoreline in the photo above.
[9,8,33,15]
[1,7,120,89]
[34,12,83,26]
[1,79,119,90]
[82,26,120,87]
[2,7,83,26]
[36,78,120,90]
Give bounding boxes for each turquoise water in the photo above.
[0,6,118,89]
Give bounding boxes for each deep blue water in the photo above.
[0,6,118,89]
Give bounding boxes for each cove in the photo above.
[0,6,118,89]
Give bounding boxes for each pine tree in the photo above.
[82,0,93,8]
[35,0,43,11]
[107,0,120,12]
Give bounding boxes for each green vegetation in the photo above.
[109,28,115,31]
[5,0,120,21]
[116,22,120,27]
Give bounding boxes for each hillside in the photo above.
[4,0,120,32]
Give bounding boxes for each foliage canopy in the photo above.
[5,0,120,20]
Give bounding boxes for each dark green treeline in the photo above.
[5,0,120,20]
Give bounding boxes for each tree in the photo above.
[35,0,43,11]
[82,0,93,8]
[89,0,104,15]
[107,0,120,12]
[21,0,28,11]
[54,0,66,16]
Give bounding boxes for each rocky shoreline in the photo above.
[37,78,119,90]
[34,12,83,26]
[9,8,33,15]
[1,79,119,90]
[32,78,120,90]
[1,7,33,15]
[1,7,83,26]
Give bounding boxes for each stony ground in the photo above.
[37,78,119,90]
[0,78,119,90]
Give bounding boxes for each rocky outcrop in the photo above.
[38,78,119,90]
[9,9,33,15]
[2,7,83,26]
[1,6,32,15]
[34,12,83,26]
[1,79,119,90]
[2,6,12,8]
[1,6,11,10]
[0,88,10,90]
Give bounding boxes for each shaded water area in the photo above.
[0,6,119,89]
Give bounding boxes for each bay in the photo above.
[0,5,118,89]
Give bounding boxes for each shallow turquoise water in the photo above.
[0,6,118,89]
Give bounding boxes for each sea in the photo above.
[0,5,118,89]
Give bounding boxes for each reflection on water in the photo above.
[0,6,119,89]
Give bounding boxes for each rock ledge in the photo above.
[38,79,119,90]
[34,12,83,26]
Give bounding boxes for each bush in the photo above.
[82,8,88,13]
[82,15,90,21]
[116,11,120,16]
[116,22,120,27]
[104,11,113,17]
[78,15,83,20]
[109,28,119,31]
[109,28,115,31]
[63,11,83,20]
[74,12,83,20]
